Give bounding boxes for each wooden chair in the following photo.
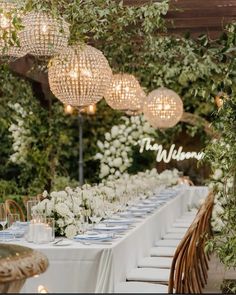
[168,192,214,293]
[5,199,25,221]
[122,192,214,294]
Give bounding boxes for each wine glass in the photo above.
[8,213,20,228]
[0,203,7,241]
[8,213,20,239]
[89,215,102,229]
[80,215,89,234]
[27,200,39,221]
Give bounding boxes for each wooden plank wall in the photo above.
[124,0,236,39]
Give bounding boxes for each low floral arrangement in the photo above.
[33,169,180,238]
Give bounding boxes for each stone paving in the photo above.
[204,254,236,293]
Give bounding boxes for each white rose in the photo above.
[120,136,126,143]
[110,146,116,154]
[42,190,48,198]
[65,224,77,238]
[113,157,122,167]
[115,171,121,177]
[55,203,71,217]
[110,168,115,174]
[111,126,119,138]
[94,153,103,160]
[56,218,64,228]
[213,169,223,180]
[104,141,109,148]
[64,217,74,225]
[100,164,110,178]
[120,165,127,172]
[105,132,111,141]
[105,150,111,156]
[113,140,120,148]
[97,140,104,150]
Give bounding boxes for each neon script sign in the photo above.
[136,138,204,163]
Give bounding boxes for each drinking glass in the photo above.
[44,217,55,242]
[80,215,89,234]
[0,203,7,230]
[8,213,20,239]
[0,203,7,241]
[27,200,39,221]
[8,213,20,228]
[104,204,113,219]
[89,215,102,228]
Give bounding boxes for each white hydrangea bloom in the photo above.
[65,224,77,238]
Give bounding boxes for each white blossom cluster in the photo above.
[33,168,179,238]
[207,138,233,232]
[8,102,32,164]
[94,115,155,179]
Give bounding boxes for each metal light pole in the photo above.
[78,111,84,186]
[65,104,96,186]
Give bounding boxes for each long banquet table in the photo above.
[15,185,208,293]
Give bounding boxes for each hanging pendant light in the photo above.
[125,88,146,116]
[105,73,145,112]
[0,0,20,56]
[19,11,70,56]
[143,87,183,129]
[48,44,112,108]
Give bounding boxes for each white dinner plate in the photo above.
[74,233,113,241]
[136,203,157,209]
[103,218,134,225]
[93,224,128,232]
[129,207,152,213]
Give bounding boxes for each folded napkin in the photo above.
[74,233,113,241]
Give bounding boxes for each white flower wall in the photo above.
[94,115,156,179]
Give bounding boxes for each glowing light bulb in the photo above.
[87,104,96,115]
[124,86,130,93]
[41,23,48,34]
[69,69,78,80]
[115,84,121,91]
[81,68,92,78]
[164,104,171,110]
[38,285,48,293]
[64,104,74,114]
[0,14,11,29]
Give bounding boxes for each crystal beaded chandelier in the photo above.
[143,87,183,129]
[19,11,70,56]
[105,73,145,112]
[0,0,18,55]
[48,44,112,108]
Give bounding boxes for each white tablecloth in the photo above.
[18,186,208,293]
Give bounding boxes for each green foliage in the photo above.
[128,146,156,174]
[204,93,236,270]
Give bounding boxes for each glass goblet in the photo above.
[0,203,8,241]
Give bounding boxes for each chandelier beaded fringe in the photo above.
[143,87,183,129]
[105,73,146,111]
[19,11,70,56]
[0,0,24,57]
[48,44,112,108]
